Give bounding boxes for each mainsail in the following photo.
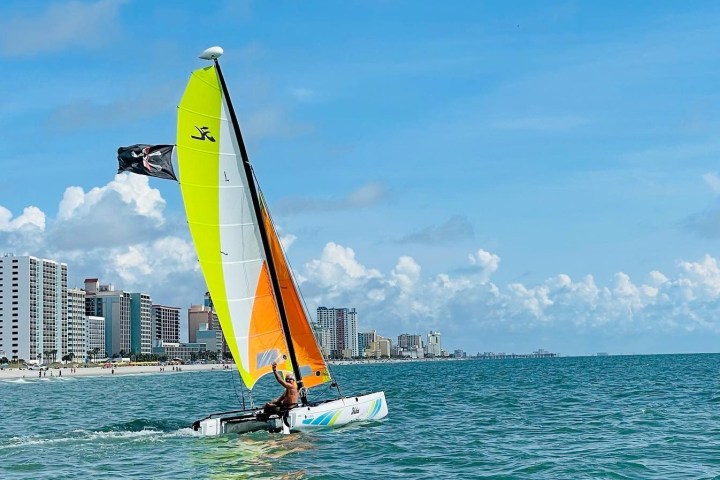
[176,64,330,391]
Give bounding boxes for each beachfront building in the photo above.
[189,295,228,355]
[151,305,180,343]
[398,333,422,350]
[152,339,206,363]
[358,330,377,358]
[0,255,67,363]
[67,288,87,360]
[188,304,213,343]
[316,307,358,358]
[426,331,442,357]
[366,335,392,358]
[84,279,152,357]
[203,291,228,355]
[86,315,105,360]
[196,323,223,356]
[311,322,332,357]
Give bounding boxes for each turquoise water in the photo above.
[2,354,720,479]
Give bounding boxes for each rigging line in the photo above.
[230,366,246,410]
[251,167,343,398]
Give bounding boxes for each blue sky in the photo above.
[2,0,720,356]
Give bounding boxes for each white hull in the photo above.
[194,391,387,436]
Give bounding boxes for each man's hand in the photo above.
[272,362,277,371]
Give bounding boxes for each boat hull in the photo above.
[193,391,387,435]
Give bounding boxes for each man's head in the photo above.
[285,373,295,383]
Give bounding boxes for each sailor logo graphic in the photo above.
[191,126,216,142]
[131,146,163,172]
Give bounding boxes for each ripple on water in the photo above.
[2,355,720,479]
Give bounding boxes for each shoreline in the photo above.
[328,357,471,365]
[0,363,230,380]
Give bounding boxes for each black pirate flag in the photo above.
[117,144,177,181]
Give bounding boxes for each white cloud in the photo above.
[391,256,421,293]
[295,244,720,351]
[0,205,45,232]
[303,242,382,291]
[677,254,720,299]
[468,248,500,281]
[7,173,720,354]
[112,236,198,286]
[59,173,165,222]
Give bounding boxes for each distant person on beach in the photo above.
[263,362,298,415]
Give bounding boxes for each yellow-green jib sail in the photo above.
[176,65,331,390]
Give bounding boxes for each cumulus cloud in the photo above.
[6,173,720,354]
[112,236,198,285]
[294,242,720,353]
[59,173,165,222]
[0,174,195,308]
[303,242,382,291]
[0,205,45,232]
[48,174,170,251]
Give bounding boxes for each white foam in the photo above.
[3,428,191,449]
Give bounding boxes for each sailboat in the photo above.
[170,46,388,435]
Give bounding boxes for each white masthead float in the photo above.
[169,46,389,435]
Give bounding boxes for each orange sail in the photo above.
[261,198,331,389]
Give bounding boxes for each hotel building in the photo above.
[316,307,358,358]
[0,255,67,363]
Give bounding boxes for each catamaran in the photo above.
[122,46,387,435]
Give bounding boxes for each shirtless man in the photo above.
[263,362,298,414]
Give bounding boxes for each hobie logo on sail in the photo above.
[191,126,216,142]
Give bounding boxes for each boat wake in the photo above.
[101,418,187,432]
[2,420,197,449]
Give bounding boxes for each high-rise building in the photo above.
[0,255,67,363]
[130,293,152,354]
[86,315,105,359]
[398,334,422,349]
[358,330,377,357]
[84,279,151,357]
[67,288,87,360]
[316,307,358,358]
[312,322,332,358]
[203,291,228,355]
[188,304,215,343]
[366,335,392,358]
[426,331,442,357]
[151,305,180,343]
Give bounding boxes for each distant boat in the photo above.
[173,47,388,435]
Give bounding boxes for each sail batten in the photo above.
[176,63,331,391]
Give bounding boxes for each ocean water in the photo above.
[2,354,720,479]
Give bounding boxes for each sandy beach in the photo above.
[0,363,229,380]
